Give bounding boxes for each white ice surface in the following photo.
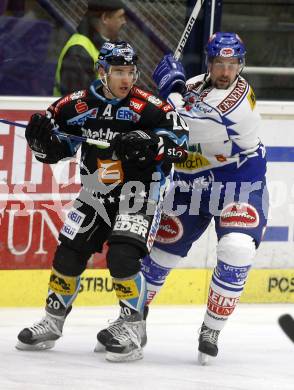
[0,304,293,390]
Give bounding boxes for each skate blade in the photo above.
[94,340,106,353]
[198,351,211,365]
[105,348,143,362]
[15,340,56,351]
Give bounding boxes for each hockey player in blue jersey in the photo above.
[97,32,269,364]
[148,32,269,364]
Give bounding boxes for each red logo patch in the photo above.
[146,291,157,305]
[132,87,151,100]
[75,100,88,114]
[129,98,146,113]
[220,47,234,57]
[55,95,71,113]
[220,202,259,228]
[208,287,239,316]
[215,154,227,162]
[162,103,173,112]
[155,214,183,244]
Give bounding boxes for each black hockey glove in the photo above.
[25,113,69,163]
[114,130,160,168]
[114,129,187,167]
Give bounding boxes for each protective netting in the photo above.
[39,0,88,31]
[120,0,187,90]
[39,0,187,91]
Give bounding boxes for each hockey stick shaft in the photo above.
[0,118,110,148]
[174,0,206,60]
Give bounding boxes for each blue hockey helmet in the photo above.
[96,41,138,71]
[205,32,246,63]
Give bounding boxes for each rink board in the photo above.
[0,268,294,307]
[1,98,294,271]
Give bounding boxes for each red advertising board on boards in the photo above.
[0,109,107,269]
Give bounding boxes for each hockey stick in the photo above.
[174,0,206,60]
[278,314,294,343]
[0,118,110,149]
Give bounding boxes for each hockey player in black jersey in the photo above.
[16,41,188,362]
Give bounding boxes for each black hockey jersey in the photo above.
[44,80,189,186]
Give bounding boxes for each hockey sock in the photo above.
[112,271,147,315]
[141,248,181,304]
[204,233,255,330]
[141,255,172,304]
[46,267,80,316]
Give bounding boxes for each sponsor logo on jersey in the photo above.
[193,101,213,114]
[200,86,214,100]
[147,95,163,107]
[70,90,87,100]
[217,78,247,113]
[175,151,211,171]
[155,214,183,244]
[67,108,98,126]
[113,214,149,240]
[208,287,239,316]
[247,86,256,110]
[129,98,146,113]
[187,81,202,91]
[219,202,259,228]
[55,95,71,112]
[97,159,124,184]
[162,103,173,112]
[81,128,119,141]
[61,208,85,240]
[75,100,88,114]
[220,47,234,57]
[132,86,151,100]
[116,107,141,122]
[131,87,163,107]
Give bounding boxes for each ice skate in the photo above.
[16,312,66,351]
[95,305,148,352]
[198,323,220,365]
[105,312,144,362]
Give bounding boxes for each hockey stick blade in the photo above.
[278,314,294,343]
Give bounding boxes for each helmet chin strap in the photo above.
[100,73,118,99]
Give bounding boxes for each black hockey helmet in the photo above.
[96,41,138,71]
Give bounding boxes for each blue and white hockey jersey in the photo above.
[168,74,266,184]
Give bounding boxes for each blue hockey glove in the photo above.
[152,54,186,99]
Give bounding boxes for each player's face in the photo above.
[208,57,240,89]
[104,65,137,99]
